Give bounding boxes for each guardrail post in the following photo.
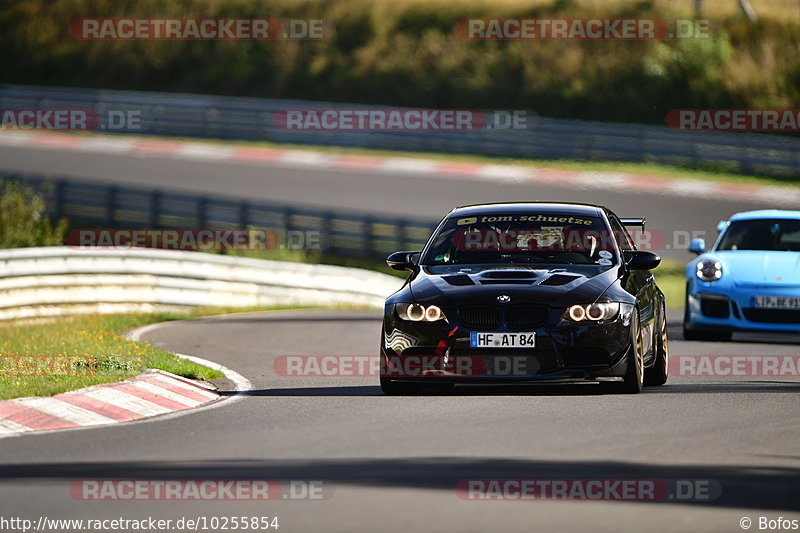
[396,220,406,251]
[363,216,374,258]
[52,180,64,222]
[105,185,118,227]
[238,201,249,229]
[148,191,161,228]
[197,197,208,228]
[320,213,333,254]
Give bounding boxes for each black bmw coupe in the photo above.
[380,202,668,394]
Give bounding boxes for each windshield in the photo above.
[420,213,619,265]
[717,219,800,252]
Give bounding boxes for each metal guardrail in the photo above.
[0,247,403,320]
[6,173,437,261]
[2,84,800,179]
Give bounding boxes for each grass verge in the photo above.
[655,259,686,310]
[0,306,309,401]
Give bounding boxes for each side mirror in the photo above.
[688,238,706,255]
[625,250,661,270]
[386,251,420,271]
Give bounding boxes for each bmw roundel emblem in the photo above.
[497,295,511,303]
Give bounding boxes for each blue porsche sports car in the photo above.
[684,209,800,341]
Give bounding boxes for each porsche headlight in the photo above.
[564,302,621,322]
[696,259,723,282]
[397,303,447,323]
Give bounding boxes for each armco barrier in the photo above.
[5,173,437,261]
[0,247,403,320]
[1,84,799,179]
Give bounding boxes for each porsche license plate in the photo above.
[754,296,800,310]
[470,332,536,348]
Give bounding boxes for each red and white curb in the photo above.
[0,370,219,438]
[0,322,253,439]
[1,130,798,206]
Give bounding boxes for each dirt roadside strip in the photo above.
[0,369,220,438]
[0,130,798,206]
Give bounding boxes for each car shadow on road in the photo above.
[1,456,797,512]
[221,383,619,397]
[219,380,800,397]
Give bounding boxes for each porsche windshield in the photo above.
[421,213,619,265]
[717,219,800,252]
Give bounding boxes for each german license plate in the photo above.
[754,296,800,310]
[470,332,536,348]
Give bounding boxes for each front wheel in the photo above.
[682,326,732,342]
[645,303,669,386]
[607,312,644,394]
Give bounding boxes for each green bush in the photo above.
[0,0,798,124]
[0,180,68,249]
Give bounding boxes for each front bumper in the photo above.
[686,279,800,333]
[381,305,635,383]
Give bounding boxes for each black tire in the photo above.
[380,377,423,396]
[683,327,732,342]
[607,312,644,394]
[683,290,733,342]
[645,303,669,386]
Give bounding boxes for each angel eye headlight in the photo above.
[397,303,447,323]
[586,303,607,320]
[696,259,723,282]
[564,303,620,322]
[567,305,586,321]
[425,305,443,322]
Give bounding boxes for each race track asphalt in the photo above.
[0,309,798,533]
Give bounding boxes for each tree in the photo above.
[0,180,68,249]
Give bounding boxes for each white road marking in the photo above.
[0,131,37,146]
[572,172,630,189]
[477,165,536,183]
[176,143,235,160]
[279,151,332,166]
[76,137,137,154]
[379,158,439,174]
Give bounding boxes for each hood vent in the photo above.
[479,279,535,285]
[482,270,538,279]
[443,274,475,286]
[539,274,581,286]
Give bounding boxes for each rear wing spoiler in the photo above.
[620,218,646,230]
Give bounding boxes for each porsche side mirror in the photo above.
[386,251,420,271]
[625,250,661,270]
[688,238,706,255]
